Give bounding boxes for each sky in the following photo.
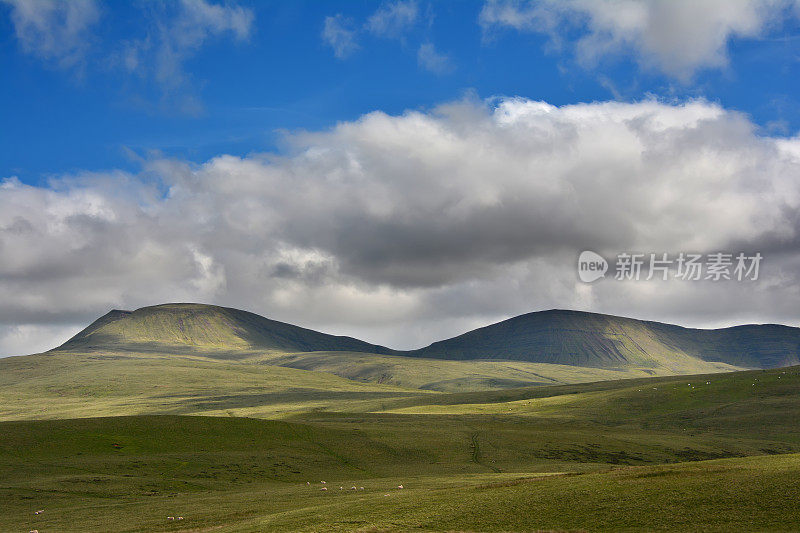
[1,0,800,356]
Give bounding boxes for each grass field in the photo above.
[255,350,736,392]
[2,362,800,531]
[0,350,739,421]
[0,351,445,421]
[3,304,799,531]
[2,414,800,532]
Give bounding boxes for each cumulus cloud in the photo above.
[417,43,454,74]
[480,0,798,80]
[1,0,100,70]
[322,14,359,59]
[366,0,419,38]
[1,97,800,355]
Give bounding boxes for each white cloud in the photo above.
[480,0,797,80]
[322,14,359,59]
[1,0,100,70]
[366,0,419,38]
[1,97,800,354]
[2,0,253,112]
[418,43,454,74]
[324,1,422,60]
[117,0,254,112]
[0,324,82,357]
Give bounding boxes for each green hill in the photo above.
[43,304,800,394]
[55,303,393,356]
[407,309,800,370]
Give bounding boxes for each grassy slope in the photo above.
[313,366,800,471]
[255,350,739,392]
[6,301,800,531]
[3,417,800,533]
[0,352,433,420]
[383,365,800,423]
[57,303,394,355]
[408,309,800,369]
[3,366,800,531]
[0,347,742,422]
[235,454,800,533]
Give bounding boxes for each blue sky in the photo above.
[3,0,800,185]
[2,0,800,356]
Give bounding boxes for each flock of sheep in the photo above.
[314,480,404,494]
[25,479,408,530]
[29,507,186,528]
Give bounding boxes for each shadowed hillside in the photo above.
[407,309,800,370]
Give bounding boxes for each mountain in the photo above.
[54,303,394,356]
[52,304,800,372]
[407,309,800,370]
